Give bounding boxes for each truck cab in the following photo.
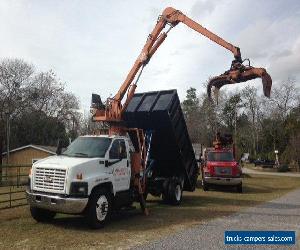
[26,135,135,228]
[201,145,243,193]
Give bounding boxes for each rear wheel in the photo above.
[30,207,56,222]
[236,183,243,193]
[168,178,183,205]
[86,188,112,229]
[162,178,171,204]
[162,178,182,205]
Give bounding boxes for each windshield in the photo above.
[62,137,112,158]
[207,151,234,162]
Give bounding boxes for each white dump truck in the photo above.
[26,90,199,228]
[26,135,137,228]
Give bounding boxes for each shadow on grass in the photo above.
[49,206,224,232]
[17,175,300,233]
[48,192,268,231]
[196,179,274,194]
[180,194,263,208]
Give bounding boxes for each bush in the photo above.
[277,164,289,172]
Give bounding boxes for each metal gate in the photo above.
[0,164,31,210]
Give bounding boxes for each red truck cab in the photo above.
[201,136,243,193]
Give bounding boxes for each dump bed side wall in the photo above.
[123,90,198,191]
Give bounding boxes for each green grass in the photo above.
[0,174,299,249]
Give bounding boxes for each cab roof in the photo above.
[80,134,126,139]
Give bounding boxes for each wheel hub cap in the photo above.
[175,185,181,201]
[96,195,108,221]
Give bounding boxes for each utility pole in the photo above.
[274,150,279,167]
[5,111,10,164]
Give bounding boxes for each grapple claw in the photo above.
[207,76,232,101]
[207,64,272,101]
[261,71,272,98]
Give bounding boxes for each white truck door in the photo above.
[109,139,131,192]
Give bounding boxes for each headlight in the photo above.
[70,182,88,197]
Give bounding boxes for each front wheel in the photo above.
[30,207,56,222]
[202,179,209,191]
[86,188,112,229]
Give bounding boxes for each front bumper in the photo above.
[26,190,88,214]
[204,177,242,186]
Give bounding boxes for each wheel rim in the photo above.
[96,195,108,221]
[175,184,181,201]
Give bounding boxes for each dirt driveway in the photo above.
[136,188,300,249]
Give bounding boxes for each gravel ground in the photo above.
[134,188,300,250]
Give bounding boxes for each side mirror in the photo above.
[104,160,109,168]
[56,139,63,155]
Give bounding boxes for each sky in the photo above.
[0,0,299,109]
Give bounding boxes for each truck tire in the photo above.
[202,179,209,191]
[86,187,112,229]
[30,207,56,222]
[236,183,243,193]
[162,178,171,204]
[167,178,183,205]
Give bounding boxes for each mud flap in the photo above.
[135,174,149,216]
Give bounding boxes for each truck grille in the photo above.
[214,166,232,176]
[34,167,66,191]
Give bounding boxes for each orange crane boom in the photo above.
[91,7,272,128]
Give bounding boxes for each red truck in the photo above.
[201,133,243,193]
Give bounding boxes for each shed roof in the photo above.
[2,144,56,155]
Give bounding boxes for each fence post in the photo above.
[17,166,20,187]
[0,135,2,186]
[9,186,12,208]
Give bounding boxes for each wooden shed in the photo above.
[2,145,56,165]
[1,145,56,185]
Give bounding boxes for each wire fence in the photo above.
[0,164,31,210]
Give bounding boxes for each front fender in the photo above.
[88,174,116,196]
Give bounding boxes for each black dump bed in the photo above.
[123,89,198,191]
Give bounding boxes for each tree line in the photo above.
[0,58,81,158]
[1,58,299,170]
[182,79,300,168]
